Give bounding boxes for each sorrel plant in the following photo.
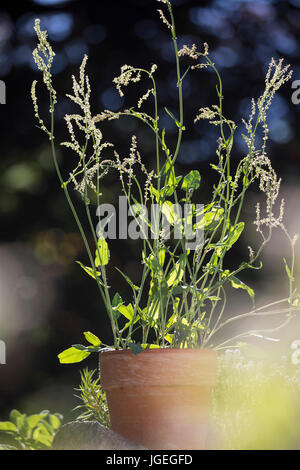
[31,0,299,362]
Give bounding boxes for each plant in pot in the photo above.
[31,0,299,450]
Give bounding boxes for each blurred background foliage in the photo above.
[211,349,300,450]
[1,0,300,432]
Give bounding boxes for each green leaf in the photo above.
[225,272,255,300]
[76,261,103,286]
[9,409,22,426]
[18,417,30,438]
[162,200,180,225]
[39,419,55,436]
[58,347,91,364]
[164,334,173,343]
[32,425,53,447]
[208,295,221,301]
[161,129,170,156]
[9,409,27,432]
[166,311,178,330]
[48,414,61,431]
[128,342,143,355]
[141,343,160,349]
[116,302,140,331]
[16,415,27,435]
[215,222,245,256]
[95,237,110,267]
[115,267,139,291]
[27,414,44,430]
[143,250,165,275]
[249,261,263,270]
[164,159,176,184]
[149,185,161,202]
[83,331,101,347]
[117,303,134,321]
[0,422,18,433]
[167,255,185,287]
[161,160,182,197]
[158,249,166,267]
[210,163,222,174]
[112,294,122,320]
[112,292,123,309]
[228,222,244,247]
[147,298,160,325]
[181,170,201,191]
[161,177,182,198]
[195,207,224,230]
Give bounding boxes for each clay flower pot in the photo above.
[99,348,217,450]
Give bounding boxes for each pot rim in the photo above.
[100,347,216,356]
[99,347,218,389]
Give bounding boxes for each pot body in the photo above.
[99,348,217,450]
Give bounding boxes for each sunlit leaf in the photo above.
[164,334,173,343]
[227,222,245,248]
[215,222,245,256]
[112,292,123,309]
[27,414,44,430]
[224,271,255,300]
[58,347,91,364]
[117,303,134,321]
[76,261,104,285]
[95,237,110,267]
[115,267,139,291]
[83,331,101,347]
[195,207,224,230]
[9,410,22,426]
[167,255,185,287]
[0,422,17,432]
[181,170,201,191]
[162,200,180,225]
[48,414,61,432]
[141,343,160,349]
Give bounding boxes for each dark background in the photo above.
[1,0,300,422]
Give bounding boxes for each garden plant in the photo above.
[31,0,299,358]
[28,0,300,450]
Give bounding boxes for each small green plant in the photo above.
[74,368,110,428]
[211,349,300,449]
[0,409,63,450]
[31,0,299,361]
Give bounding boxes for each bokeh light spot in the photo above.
[100,87,124,111]
[84,24,106,44]
[64,38,89,64]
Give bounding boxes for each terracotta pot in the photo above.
[99,348,217,450]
